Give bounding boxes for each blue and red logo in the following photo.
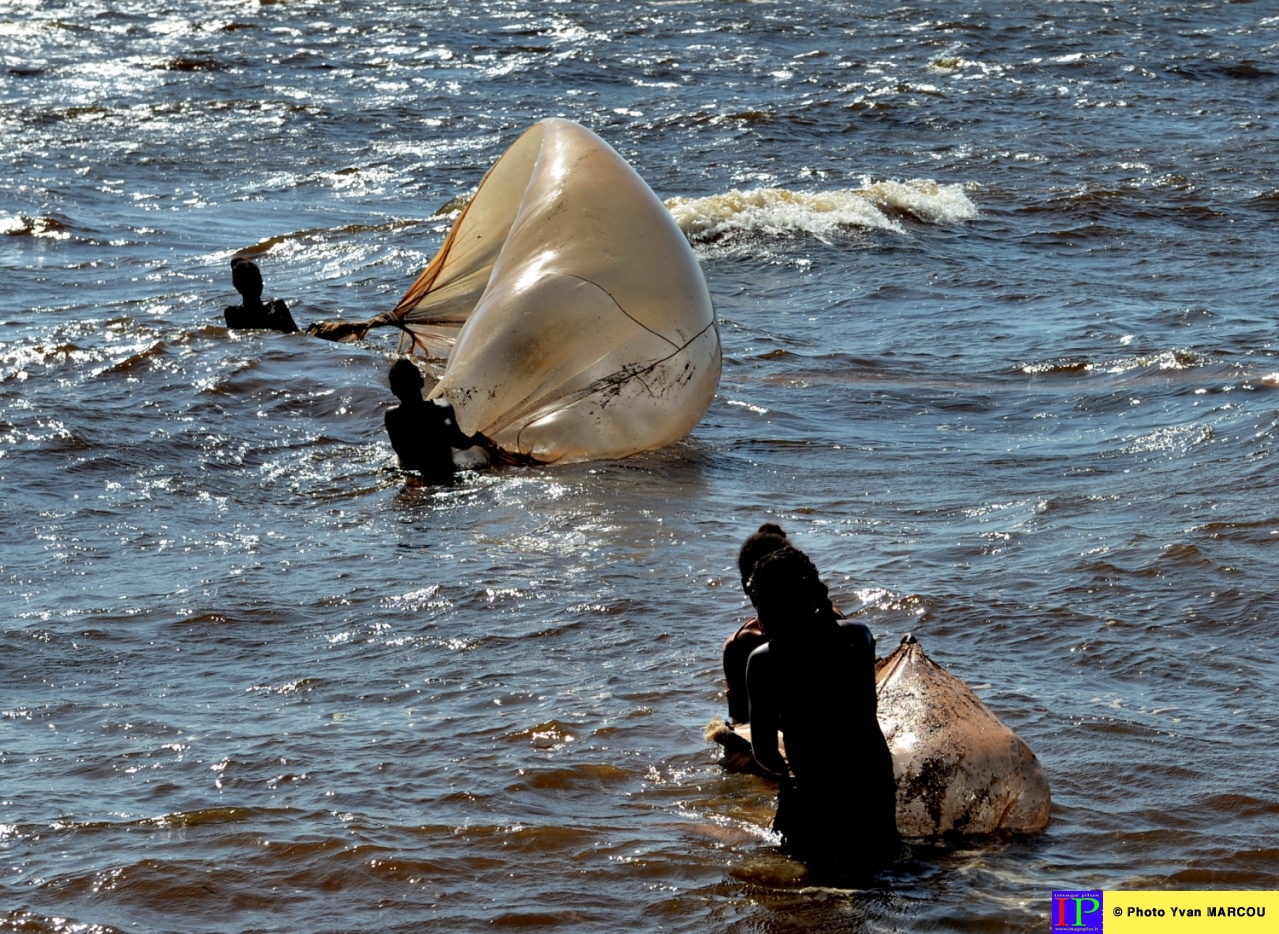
[1052,891,1104,933]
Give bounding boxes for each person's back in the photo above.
[752,620,889,789]
[384,358,480,484]
[745,547,899,866]
[224,297,297,333]
[385,396,464,484]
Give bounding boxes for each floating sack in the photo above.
[707,633,1051,838]
[876,634,1051,836]
[312,118,721,465]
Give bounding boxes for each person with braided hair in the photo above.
[744,545,899,866]
[722,524,850,724]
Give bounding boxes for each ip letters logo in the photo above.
[1052,891,1104,933]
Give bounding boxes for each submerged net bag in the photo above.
[315,118,721,464]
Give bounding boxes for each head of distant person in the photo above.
[231,256,264,306]
[389,357,425,403]
[737,522,789,596]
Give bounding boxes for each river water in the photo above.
[3,1,1278,931]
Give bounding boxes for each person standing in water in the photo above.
[223,256,299,333]
[744,545,899,867]
[384,357,484,485]
[722,523,847,725]
[721,523,791,724]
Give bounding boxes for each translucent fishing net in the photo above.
[312,119,721,464]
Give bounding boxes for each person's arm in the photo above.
[838,620,880,711]
[449,422,478,449]
[746,646,790,779]
[267,298,299,334]
[723,621,762,724]
[432,399,479,449]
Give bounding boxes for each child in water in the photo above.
[223,256,298,333]
[384,357,485,485]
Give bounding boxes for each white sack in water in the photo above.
[876,634,1051,836]
[343,118,721,465]
[707,634,1051,838]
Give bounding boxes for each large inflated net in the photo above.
[314,119,721,464]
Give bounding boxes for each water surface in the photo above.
[3,2,1279,931]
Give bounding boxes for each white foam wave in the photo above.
[665,180,977,240]
[1,213,70,239]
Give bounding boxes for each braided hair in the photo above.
[737,522,789,589]
[747,545,837,642]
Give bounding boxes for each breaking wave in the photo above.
[666,180,978,241]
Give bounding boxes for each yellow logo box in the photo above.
[1096,892,1275,932]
